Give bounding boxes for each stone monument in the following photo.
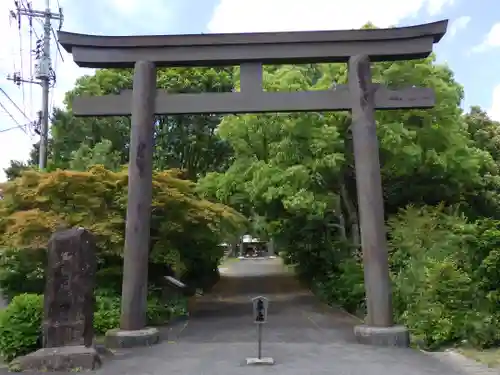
[14,228,101,371]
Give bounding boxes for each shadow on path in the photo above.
[180,258,358,344]
[3,258,485,374]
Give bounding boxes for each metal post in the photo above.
[257,323,262,359]
[38,0,52,169]
[348,54,393,327]
[120,61,157,330]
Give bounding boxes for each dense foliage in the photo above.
[0,294,43,361]
[2,34,500,356]
[0,291,186,361]
[197,58,500,349]
[0,166,244,293]
[0,165,243,360]
[389,206,500,348]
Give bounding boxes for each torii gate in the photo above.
[58,19,448,348]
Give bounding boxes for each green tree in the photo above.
[69,139,122,171]
[3,161,30,181]
[198,54,500,326]
[50,67,234,178]
[199,55,486,244]
[465,106,500,161]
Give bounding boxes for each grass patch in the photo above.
[458,347,500,368]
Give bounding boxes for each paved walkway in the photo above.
[3,258,496,374]
[87,257,495,375]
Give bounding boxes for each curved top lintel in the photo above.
[58,20,448,53]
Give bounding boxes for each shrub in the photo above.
[307,204,500,350]
[389,205,500,349]
[0,248,45,300]
[0,167,246,292]
[93,289,186,334]
[93,290,121,335]
[147,295,187,326]
[0,290,188,361]
[0,294,43,361]
[313,257,365,315]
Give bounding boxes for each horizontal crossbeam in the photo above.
[72,85,435,116]
[58,20,448,68]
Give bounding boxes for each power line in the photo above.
[0,87,31,122]
[18,18,26,113]
[0,100,28,135]
[51,26,64,63]
[0,86,39,136]
[48,27,63,116]
[8,9,17,75]
[7,0,64,169]
[0,122,29,134]
[28,3,34,118]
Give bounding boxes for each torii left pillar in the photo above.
[105,61,161,348]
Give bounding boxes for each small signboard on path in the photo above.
[252,296,269,323]
[246,296,274,366]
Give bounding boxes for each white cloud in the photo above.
[448,15,471,38]
[489,84,500,121]
[111,0,142,13]
[208,0,455,33]
[426,0,454,16]
[472,22,500,53]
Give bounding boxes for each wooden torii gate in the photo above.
[58,19,448,348]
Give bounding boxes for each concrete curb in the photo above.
[421,349,500,374]
[168,314,189,324]
[315,300,364,323]
[161,316,190,341]
[105,327,161,349]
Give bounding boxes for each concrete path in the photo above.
[3,258,495,374]
[86,257,490,375]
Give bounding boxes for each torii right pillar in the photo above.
[349,54,410,347]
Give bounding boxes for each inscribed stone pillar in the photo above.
[120,60,157,331]
[348,55,393,328]
[43,228,97,348]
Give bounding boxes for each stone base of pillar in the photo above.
[105,327,160,349]
[12,345,101,371]
[353,324,410,347]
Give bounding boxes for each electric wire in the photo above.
[49,47,57,113]
[0,100,28,135]
[29,4,34,118]
[0,87,31,122]
[0,123,29,134]
[51,27,64,63]
[18,21,27,113]
[3,0,62,151]
[8,11,17,77]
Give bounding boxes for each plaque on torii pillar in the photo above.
[58,20,448,348]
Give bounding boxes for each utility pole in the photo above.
[8,0,63,169]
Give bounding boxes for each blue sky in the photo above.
[0,0,499,181]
